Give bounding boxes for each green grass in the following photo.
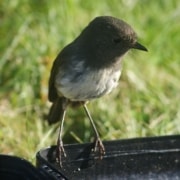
[0,0,180,164]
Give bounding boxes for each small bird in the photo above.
[47,16,147,167]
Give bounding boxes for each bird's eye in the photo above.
[113,38,121,44]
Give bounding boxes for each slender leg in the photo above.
[56,102,68,167]
[83,104,105,158]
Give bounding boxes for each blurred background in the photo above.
[0,0,180,163]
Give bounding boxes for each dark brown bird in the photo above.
[48,16,147,166]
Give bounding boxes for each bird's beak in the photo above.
[133,42,148,51]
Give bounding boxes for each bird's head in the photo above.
[75,16,148,68]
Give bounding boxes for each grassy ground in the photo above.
[0,0,180,164]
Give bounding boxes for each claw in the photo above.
[55,108,67,167]
[56,138,67,167]
[92,137,105,159]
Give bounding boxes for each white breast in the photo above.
[55,61,122,101]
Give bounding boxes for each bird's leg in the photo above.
[56,100,69,167]
[56,110,66,167]
[83,104,105,159]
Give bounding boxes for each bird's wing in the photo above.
[48,41,78,102]
[48,43,74,102]
[48,52,62,102]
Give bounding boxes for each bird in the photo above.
[47,16,147,167]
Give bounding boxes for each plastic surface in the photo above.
[0,155,53,180]
[36,135,180,180]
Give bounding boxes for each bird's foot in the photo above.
[92,137,105,159]
[56,138,67,167]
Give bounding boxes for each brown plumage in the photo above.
[47,16,147,167]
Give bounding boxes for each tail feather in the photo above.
[48,98,66,124]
